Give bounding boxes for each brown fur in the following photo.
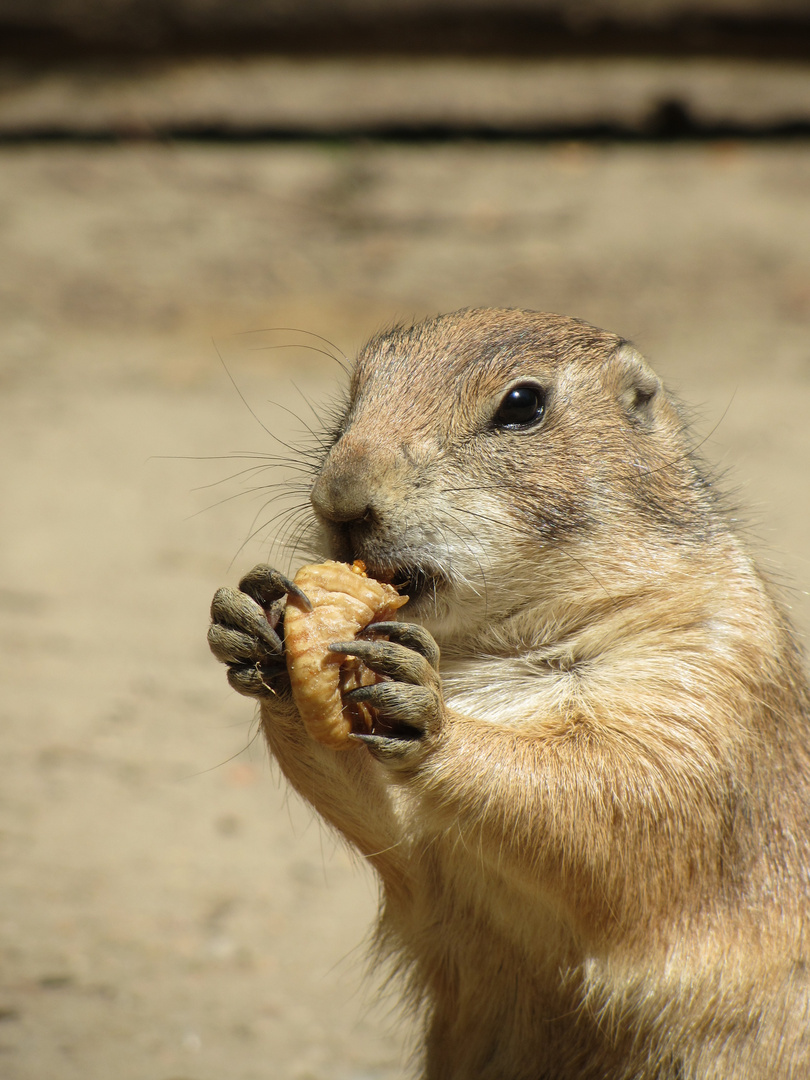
[215,309,810,1078]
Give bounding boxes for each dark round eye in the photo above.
[493,384,546,429]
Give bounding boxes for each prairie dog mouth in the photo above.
[364,562,445,604]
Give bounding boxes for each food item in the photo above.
[284,560,408,749]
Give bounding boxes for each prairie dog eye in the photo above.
[493,384,546,430]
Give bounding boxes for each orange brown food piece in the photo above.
[284,560,408,749]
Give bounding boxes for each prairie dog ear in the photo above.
[611,344,662,423]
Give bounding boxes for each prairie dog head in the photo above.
[310,308,716,645]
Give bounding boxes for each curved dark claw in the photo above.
[208,623,266,665]
[238,565,312,613]
[209,587,283,654]
[349,731,423,768]
[208,580,291,700]
[344,681,434,733]
[329,638,432,686]
[227,658,286,698]
[328,623,443,749]
[359,621,440,668]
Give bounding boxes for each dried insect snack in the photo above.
[284,560,407,749]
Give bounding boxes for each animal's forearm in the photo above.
[261,699,407,880]
[407,712,731,933]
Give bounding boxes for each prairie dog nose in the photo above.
[310,470,372,524]
[310,435,394,525]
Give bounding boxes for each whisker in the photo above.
[247,342,349,373]
[228,499,312,569]
[268,500,311,545]
[192,463,288,492]
[154,450,305,466]
[237,325,349,363]
[291,379,328,431]
[282,515,321,568]
[187,483,300,521]
[212,340,320,460]
[435,514,493,610]
[290,380,347,444]
[183,720,265,779]
[263,396,335,455]
[198,331,345,570]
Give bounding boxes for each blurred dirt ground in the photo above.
[0,139,809,1079]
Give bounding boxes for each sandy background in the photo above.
[0,138,809,1079]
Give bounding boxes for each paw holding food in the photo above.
[284,560,408,750]
[208,566,309,699]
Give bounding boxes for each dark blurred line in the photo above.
[2,121,810,145]
[2,13,810,61]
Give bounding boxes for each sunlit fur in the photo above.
[258,309,810,1079]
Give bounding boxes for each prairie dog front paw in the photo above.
[333,621,444,768]
[208,565,308,699]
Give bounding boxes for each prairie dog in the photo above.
[208,308,810,1079]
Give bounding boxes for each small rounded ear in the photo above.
[611,344,662,423]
